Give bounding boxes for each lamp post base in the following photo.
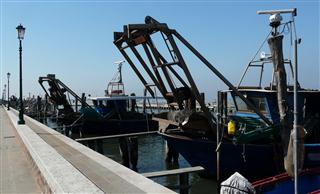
[18,120,25,125]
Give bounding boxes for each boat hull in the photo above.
[161,131,281,181]
[253,168,320,194]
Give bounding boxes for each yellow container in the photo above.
[228,120,236,135]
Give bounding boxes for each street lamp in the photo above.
[7,72,10,110]
[17,24,25,124]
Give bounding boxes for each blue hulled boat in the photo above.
[112,10,320,181]
[161,88,320,179]
[158,9,320,181]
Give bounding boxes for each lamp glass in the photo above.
[16,24,25,40]
[7,72,10,79]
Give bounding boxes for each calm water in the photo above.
[47,119,217,194]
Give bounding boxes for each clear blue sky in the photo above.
[1,0,319,101]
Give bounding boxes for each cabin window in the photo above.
[93,100,98,107]
[98,100,104,108]
[106,100,113,108]
[234,96,267,114]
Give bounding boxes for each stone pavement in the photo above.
[0,107,41,193]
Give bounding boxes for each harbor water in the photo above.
[101,135,217,194]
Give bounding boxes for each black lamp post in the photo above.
[7,72,10,110]
[17,24,25,124]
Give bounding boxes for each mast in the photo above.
[116,60,124,83]
[267,14,292,157]
[293,33,301,194]
[106,60,126,96]
[258,8,300,194]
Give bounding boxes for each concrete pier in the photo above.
[0,106,175,193]
[0,107,41,193]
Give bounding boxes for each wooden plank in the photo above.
[75,131,157,142]
[142,166,204,178]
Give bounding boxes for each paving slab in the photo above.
[7,109,104,194]
[0,107,41,194]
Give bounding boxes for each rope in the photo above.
[248,30,272,64]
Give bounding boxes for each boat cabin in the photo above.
[90,96,130,116]
[218,88,320,144]
[229,88,320,126]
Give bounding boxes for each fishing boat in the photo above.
[79,61,159,136]
[160,9,320,180]
[38,61,159,137]
[162,88,320,177]
[113,9,319,181]
[79,95,158,136]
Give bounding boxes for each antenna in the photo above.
[115,60,125,65]
[257,8,297,16]
[114,60,125,83]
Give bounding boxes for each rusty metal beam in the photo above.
[142,43,168,96]
[115,44,155,97]
[167,66,189,88]
[38,78,51,97]
[128,43,165,98]
[154,47,189,88]
[146,37,177,100]
[165,33,217,128]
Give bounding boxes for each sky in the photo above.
[0,0,319,102]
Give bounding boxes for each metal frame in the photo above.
[38,74,93,115]
[114,16,272,133]
[237,58,294,89]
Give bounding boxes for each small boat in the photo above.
[251,143,320,193]
[252,168,320,194]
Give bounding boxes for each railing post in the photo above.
[96,139,104,154]
[179,173,189,194]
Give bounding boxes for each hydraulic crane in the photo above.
[113,16,271,135]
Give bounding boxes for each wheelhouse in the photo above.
[229,88,320,126]
[91,96,129,116]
